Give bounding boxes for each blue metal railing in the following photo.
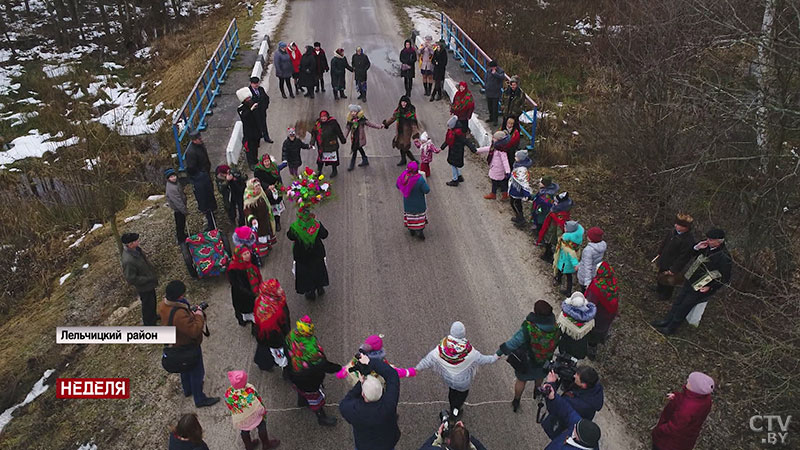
[440,12,538,149]
[172,18,240,170]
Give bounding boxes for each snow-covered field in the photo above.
[251,0,288,48]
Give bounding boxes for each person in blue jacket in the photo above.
[542,367,604,439]
[339,353,401,450]
[542,383,602,450]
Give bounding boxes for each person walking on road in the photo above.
[442,115,472,187]
[344,104,381,170]
[253,154,288,232]
[475,131,511,200]
[339,353,402,450]
[165,168,188,244]
[237,87,264,168]
[215,164,247,227]
[329,48,353,100]
[288,42,303,95]
[496,300,561,412]
[485,61,506,126]
[419,35,435,97]
[184,131,217,231]
[287,207,330,300]
[286,315,342,426]
[311,110,346,178]
[351,46,371,101]
[227,245,262,326]
[651,371,714,450]
[274,41,295,99]
[413,131,440,178]
[248,77,273,143]
[383,95,419,166]
[312,42,329,94]
[430,39,448,102]
[451,81,475,133]
[537,192,574,263]
[168,413,210,450]
[253,279,291,374]
[396,161,431,240]
[336,335,418,386]
[120,232,158,326]
[399,39,417,97]
[224,370,281,450]
[508,150,534,227]
[653,213,696,301]
[281,127,310,177]
[300,46,317,98]
[159,280,220,408]
[415,321,500,414]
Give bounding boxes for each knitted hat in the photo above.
[348,104,361,112]
[236,87,251,103]
[687,372,715,395]
[362,334,383,352]
[121,232,139,244]
[215,164,230,175]
[493,131,507,140]
[565,220,579,233]
[425,35,433,42]
[675,213,693,228]
[278,41,287,49]
[227,370,247,389]
[362,375,383,402]
[314,41,321,47]
[706,228,725,240]
[188,130,201,139]
[534,300,553,316]
[287,127,296,136]
[541,176,552,186]
[234,226,253,241]
[296,315,314,336]
[164,168,176,178]
[488,60,498,68]
[419,131,429,143]
[447,115,458,129]
[165,280,186,301]
[509,75,520,84]
[564,291,589,309]
[587,227,604,243]
[515,150,528,161]
[575,419,601,447]
[556,191,569,202]
[450,321,466,339]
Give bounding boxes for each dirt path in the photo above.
[181,0,643,448]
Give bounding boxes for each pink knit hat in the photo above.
[687,372,714,395]
[235,226,253,240]
[227,370,247,389]
[362,335,383,352]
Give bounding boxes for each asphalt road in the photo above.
[189,1,640,449]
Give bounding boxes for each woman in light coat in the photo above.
[577,227,607,291]
[475,131,511,200]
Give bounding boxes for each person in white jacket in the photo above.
[577,227,607,291]
[416,321,499,414]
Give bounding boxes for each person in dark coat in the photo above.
[339,354,401,450]
[485,60,506,126]
[312,42,329,93]
[286,315,341,426]
[168,413,210,450]
[652,372,714,450]
[417,421,487,450]
[652,228,732,335]
[501,76,526,124]
[542,366,604,439]
[430,39,448,102]
[288,42,303,95]
[311,110,346,178]
[183,131,217,230]
[252,279,291,374]
[165,168,188,243]
[329,48,353,100]
[214,164,246,227]
[300,46,317,98]
[442,115,474,186]
[542,385,602,450]
[281,127,310,176]
[351,46,371,101]
[120,232,158,326]
[248,77,272,143]
[383,96,419,166]
[654,213,696,300]
[237,87,263,168]
[227,245,262,326]
[287,209,329,300]
[396,161,431,240]
[274,41,295,98]
[399,39,417,97]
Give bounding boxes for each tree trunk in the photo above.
[108,213,123,257]
[99,3,111,36]
[755,0,777,173]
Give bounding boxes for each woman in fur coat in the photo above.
[243,178,276,258]
[344,104,382,171]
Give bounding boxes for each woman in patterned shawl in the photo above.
[227,245,262,326]
[252,279,291,373]
[286,207,330,300]
[450,81,475,132]
[584,261,620,359]
[383,95,419,166]
[223,370,280,449]
[243,178,276,257]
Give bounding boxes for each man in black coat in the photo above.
[339,354,401,450]
[312,41,329,93]
[352,47,371,101]
[236,87,263,168]
[248,77,273,143]
[485,60,506,126]
[654,213,696,300]
[329,48,353,100]
[430,39,448,102]
[183,131,217,231]
[214,164,246,226]
[652,228,733,335]
[120,232,158,326]
[300,46,317,98]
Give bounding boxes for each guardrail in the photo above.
[440,12,538,149]
[172,18,240,170]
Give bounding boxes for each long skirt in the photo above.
[293,386,326,411]
[293,257,329,294]
[403,211,427,230]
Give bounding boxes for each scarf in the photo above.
[437,335,473,365]
[289,210,321,249]
[396,162,422,198]
[224,382,266,430]
[590,262,619,315]
[553,237,582,275]
[313,115,337,145]
[557,303,597,340]
[228,245,262,294]
[452,86,474,113]
[243,178,268,209]
[393,105,417,122]
[254,279,288,341]
[287,319,324,372]
[254,155,281,188]
[524,320,559,364]
[347,110,365,130]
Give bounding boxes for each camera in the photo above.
[190,302,209,312]
[347,351,371,377]
[542,353,578,391]
[439,407,460,439]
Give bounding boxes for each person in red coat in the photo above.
[652,372,714,450]
[288,42,303,95]
[450,81,475,133]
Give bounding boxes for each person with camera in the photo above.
[540,382,602,450]
[339,353,401,450]
[541,367,604,440]
[158,280,219,408]
[417,419,487,450]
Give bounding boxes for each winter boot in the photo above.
[274,216,281,232]
[484,193,497,200]
[406,150,417,163]
[333,90,339,100]
[417,230,426,241]
[348,155,356,171]
[304,291,317,300]
[297,393,309,407]
[358,155,369,166]
[339,90,347,99]
[362,92,367,102]
[511,397,521,413]
[241,432,260,450]
[396,154,407,166]
[501,192,510,200]
[316,409,337,427]
[330,166,338,178]
[540,245,554,263]
[320,80,325,92]
[258,426,281,449]
[317,286,325,296]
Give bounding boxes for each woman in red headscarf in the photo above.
[450,81,475,132]
[228,245,263,326]
[584,261,619,360]
[311,110,346,178]
[253,279,291,374]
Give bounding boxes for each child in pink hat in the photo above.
[336,334,417,386]
[224,370,280,449]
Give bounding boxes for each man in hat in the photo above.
[329,47,353,100]
[158,280,220,408]
[351,46,371,101]
[164,168,188,244]
[313,41,329,93]
[653,213,696,300]
[501,76,525,125]
[236,86,263,168]
[485,60,506,127]
[542,381,602,450]
[652,228,732,335]
[183,131,217,231]
[248,76,273,143]
[120,232,158,326]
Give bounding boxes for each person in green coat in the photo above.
[396,161,431,240]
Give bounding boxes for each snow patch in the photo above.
[124,205,156,223]
[77,443,98,450]
[89,223,103,233]
[147,195,165,201]
[59,272,72,285]
[251,0,287,48]
[68,234,86,249]
[405,6,441,45]
[92,82,166,135]
[42,63,74,78]
[134,47,152,59]
[0,369,56,433]
[0,63,23,96]
[82,263,89,269]
[102,61,124,70]
[0,130,80,165]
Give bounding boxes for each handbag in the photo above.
[401,63,411,71]
[321,151,338,162]
[506,345,530,372]
[161,307,202,374]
